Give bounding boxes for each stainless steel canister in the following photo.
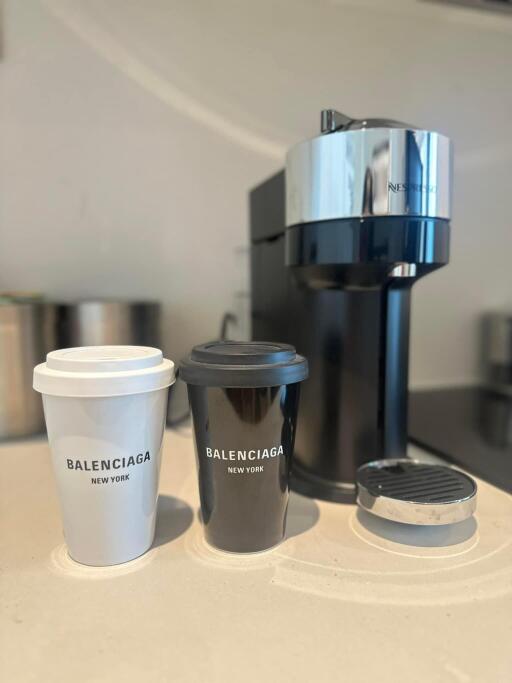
[482,312,512,392]
[0,295,56,439]
[53,300,161,348]
[51,300,186,423]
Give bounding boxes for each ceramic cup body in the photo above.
[188,383,301,553]
[42,388,168,566]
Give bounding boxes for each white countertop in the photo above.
[2,427,512,682]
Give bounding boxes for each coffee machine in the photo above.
[250,110,452,501]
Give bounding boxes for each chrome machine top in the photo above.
[286,109,452,227]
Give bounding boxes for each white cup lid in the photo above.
[34,346,175,397]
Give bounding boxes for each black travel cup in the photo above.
[180,341,308,553]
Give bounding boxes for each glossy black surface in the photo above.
[409,387,512,494]
[188,383,301,552]
[286,217,450,288]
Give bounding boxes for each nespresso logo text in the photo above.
[67,451,151,471]
[388,182,436,194]
[206,446,284,461]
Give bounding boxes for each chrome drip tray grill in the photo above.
[356,459,477,525]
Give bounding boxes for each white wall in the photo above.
[1,0,511,385]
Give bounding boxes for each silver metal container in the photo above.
[51,299,186,424]
[54,300,161,348]
[0,297,56,439]
[482,312,512,393]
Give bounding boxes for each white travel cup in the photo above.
[33,346,175,566]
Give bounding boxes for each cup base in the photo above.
[203,536,284,556]
[67,538,154,567]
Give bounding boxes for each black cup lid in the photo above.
[180,341,308,387]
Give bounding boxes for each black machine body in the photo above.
[250,110,452,501]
